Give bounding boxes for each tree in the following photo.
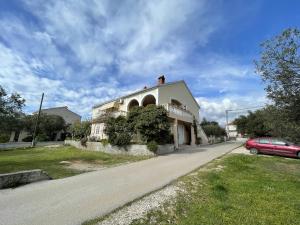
[69,120,91,139]
[135,105,171,144]
[255,28,300,122]
[0,86,25,133]
[200,119,225,137]
[104,116,132,146]
[23,113,67,141]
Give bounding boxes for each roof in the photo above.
[93,80,200,109]
[33,106,81,118]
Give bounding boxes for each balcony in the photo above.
[93,110,127,123]
[162,103,194,123]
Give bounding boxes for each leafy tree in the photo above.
[104,116,132,146]
[135,105,171,144]
[23,113,66,140]
[255,28,300,122]
[200,118,225,137]
[0,86,25,133]
[69,120,91,139]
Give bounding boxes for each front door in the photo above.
[178,124,185,145]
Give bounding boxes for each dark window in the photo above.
[258,139,270,144]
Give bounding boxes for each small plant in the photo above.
[100,139,109,146]
[147,141,158,153]
[0,134,10,143]
[80,137,88,147]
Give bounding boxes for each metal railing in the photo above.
[162,103,194,121]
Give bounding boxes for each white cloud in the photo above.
[197,92,268,126]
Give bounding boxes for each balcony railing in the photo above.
[162,103,194,122]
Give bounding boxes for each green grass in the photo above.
[0,145,150,179]
[130,154,300,225]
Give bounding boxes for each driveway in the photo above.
[0,142,241,225]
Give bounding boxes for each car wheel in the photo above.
[250,148,258,154]
[297,152,300,158]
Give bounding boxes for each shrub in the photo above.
[147,141,158,153]
[104,116,132,146]
[135,105,171,144]
[196,137,202,145]
[100,139,109,146]
[22,135,33,142]
[0,133,10,143]
[36,133,50,141]
[80,137,88,147]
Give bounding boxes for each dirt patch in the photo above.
[61,160,105,171]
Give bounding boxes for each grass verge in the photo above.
[0,145,150,179]
[129,154,300,225]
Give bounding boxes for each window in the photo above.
[271,139,286,146]
[258,139,270,144]
[95,125,100,134]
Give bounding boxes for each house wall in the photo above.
[157,82,200,121]
[41,107,81,125]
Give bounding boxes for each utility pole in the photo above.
[31,93,44,147]
[225,110,231,140]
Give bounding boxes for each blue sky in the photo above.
[0,0,299,124]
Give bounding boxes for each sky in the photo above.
[0,0,300,125]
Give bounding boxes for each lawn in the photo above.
[130,154,300,225]
[0,145,150,179]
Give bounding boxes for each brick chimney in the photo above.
[157,75,165,85]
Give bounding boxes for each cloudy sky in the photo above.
[0,0,299,124]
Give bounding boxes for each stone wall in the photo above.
[0,141,64,150]
[65,140,175,156]
[0,169,51,189]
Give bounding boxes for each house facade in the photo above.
[91,76,208,148]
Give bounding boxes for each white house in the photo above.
[225,123,238,139]
[91,76,208,148]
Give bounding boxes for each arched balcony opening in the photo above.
[127,99,139,111]
[142,95,156,107]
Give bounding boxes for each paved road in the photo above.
[0,142,241,225]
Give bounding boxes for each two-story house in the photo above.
[91,76,208,148]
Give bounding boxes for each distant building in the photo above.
[225,123,238,139]
[10,106,81,142]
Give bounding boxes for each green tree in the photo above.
[255,28,300,122]
[104,116,132,146]
[69,120,91,139]
[135,105,171,144]
[0,86,25,133]
[23,113,67,140]
[200,118,225,137]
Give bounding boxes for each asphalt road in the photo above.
[0,142,241,225]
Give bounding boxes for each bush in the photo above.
[135,105,171,144]
[0,133,10,143]
[104,116,132,146]
[80,137,88,147]
[147,141,158,153]
[36,133,50,141]
[100,139,109,146]
[22,135,33,142]
[196,137,202,145]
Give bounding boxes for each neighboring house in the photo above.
[9,106,81,142]
[225,123,238,139]
[91,76,208,148]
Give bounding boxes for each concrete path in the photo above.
[0,142,241,225]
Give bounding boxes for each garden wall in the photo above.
[65,140,175,156]
[0,141,64,150]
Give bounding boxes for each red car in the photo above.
[246,137,300,158]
